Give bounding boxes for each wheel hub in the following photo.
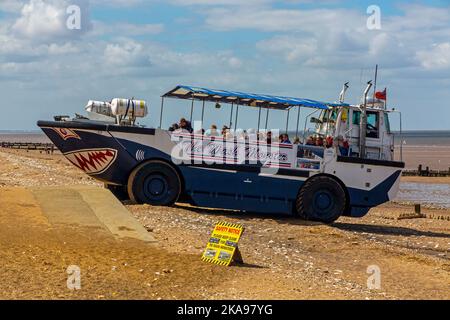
[314,191,333,211]
[145,175,167,197]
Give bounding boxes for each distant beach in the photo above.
[392,131,450,171]
[0,131,51,144]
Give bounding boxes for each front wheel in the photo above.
[127,160,181,206]
[296,176,346,224]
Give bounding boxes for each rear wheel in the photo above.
[127,160,181,206]
[296,176,346,224]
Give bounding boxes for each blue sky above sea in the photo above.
[0,0,450,131]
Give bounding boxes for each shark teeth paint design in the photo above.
[64,148,118,175]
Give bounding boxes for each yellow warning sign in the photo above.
[202,221,244,266]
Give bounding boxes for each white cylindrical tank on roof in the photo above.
[111,98,148,118]
[85,100,113,116]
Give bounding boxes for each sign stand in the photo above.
[231,246,244,265]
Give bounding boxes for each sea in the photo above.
[2,130,450,146]
[392,130,450,147]
[1,130,449,208]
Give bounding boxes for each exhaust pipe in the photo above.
[339,82,350,103]
[359,81,373,158]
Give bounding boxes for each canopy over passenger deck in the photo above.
[162,85,349,111]
[159,85,351,135]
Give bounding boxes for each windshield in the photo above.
[319,109,338,123]
[384,112,391,134]
[315,109,338,136]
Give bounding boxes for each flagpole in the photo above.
[385,88,387,110]
[373,64,378,108]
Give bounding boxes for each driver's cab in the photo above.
[311,100,394,161]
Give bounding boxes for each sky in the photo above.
[0,0,449,131]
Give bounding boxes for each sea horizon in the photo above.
[1,129,450,145]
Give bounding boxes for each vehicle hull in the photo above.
[37,121,404,218]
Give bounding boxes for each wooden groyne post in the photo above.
[0,142,55,154]
[402,164,450,177]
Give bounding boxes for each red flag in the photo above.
[375,88,387,101]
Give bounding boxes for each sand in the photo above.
[401,176,450,185]
[395,145,450,171]
[0,148,449,300]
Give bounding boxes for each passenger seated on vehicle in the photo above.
[205,124,220,137]
[325,136,334,148]
[243,130,249,140]
[179,118,193,133]
[336,135,350,156]
[247,128,257,141]
[168,123,179,132]
[280,134,291,144]
[222,126,234,139]
[315,136,324,147]
[306,136,315,146]
[266,131,272,144]
[293,137,301,144]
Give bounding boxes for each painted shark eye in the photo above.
[52,128,80,141]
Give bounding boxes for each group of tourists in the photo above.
[168,118,350,155]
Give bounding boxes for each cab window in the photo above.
[352,110,360,125]
[352,110,379,138]
[384,112,391,134]
[366,111,379,138]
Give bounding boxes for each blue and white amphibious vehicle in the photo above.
[38,83,405,223]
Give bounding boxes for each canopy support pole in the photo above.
[190,98,194,123]
[257,106,262,133]
[285,109,290,134]
[201,100,205,125]
[229,103,234,128]
[265,108,270,130]
[234,102,240,131]
[295,106,301,139]
[159,97,165,129]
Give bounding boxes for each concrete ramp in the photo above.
[1,186,156,243]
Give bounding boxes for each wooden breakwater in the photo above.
[0,142,55,154]
[403,165,450,177]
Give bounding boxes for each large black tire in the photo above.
[296,176,346,224]
[104,183,130,201]
[127,160,181,206]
